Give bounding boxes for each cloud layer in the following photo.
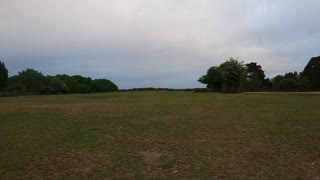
[1,0,320,88]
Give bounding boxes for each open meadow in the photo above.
[0,91,319,179]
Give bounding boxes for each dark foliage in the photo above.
[63,76,81,93]
[199,58,246,93]
[198,67,223,92]
[219,58,246,93]
[200,56,319,93]
[302,56,320,90]
[0,61,9,91]
[92,79,119,92]
[1,65,118,96]
[272,75,284,91]
[279,79,297,91]
[48,77,70,94]
[16,69,46,93]
[271,71,312,92]
[262,78,273,90]
[297,76,312,91]
[244,62,266,91]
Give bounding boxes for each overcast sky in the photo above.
[1,0,319,88]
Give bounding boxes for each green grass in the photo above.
[0,92,319,179]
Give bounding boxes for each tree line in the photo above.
[198,56,320,93]
[0,62,118,96]
[1,56,320,95]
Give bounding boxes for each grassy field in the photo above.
[0,91,319,179]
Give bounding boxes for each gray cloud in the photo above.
[1,0,320,88]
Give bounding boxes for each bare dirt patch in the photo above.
[139,149,176,176]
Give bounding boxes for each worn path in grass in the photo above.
[0,92,319,179]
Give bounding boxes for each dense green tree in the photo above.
[272,72,311,92]
[17,69,46,93]
[219,58,246,93]
[272,71,306,91]
[279,79,297,91]
[0,61,9,91]
[73,75,93,93]
[297,76,312,91]
[6,75,26,93]
[79,84,90,93]
[246,62,265,80]
[92,79,119,92]
[1,65,119,96]
[272,75,284,90]
[302,56,320,90]
[56,74,70,80]
[284,71,299,80]
[48,77,70,94]
[63,76,80,93]
[198,66,223,92]
[244,62,266,91]
[262,78,273,90]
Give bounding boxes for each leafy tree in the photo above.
[1,65,119,96]
[297,76,312,91]
[279,79,297,91]
[63,76,80,93]
[17,69,46,93]
[73,75,93,93]
[280,72,300,91]
[0,61,9,91]
[246,62,265,80]
[272,75,284,90]
[92,79,119,92]
[302,56,320,90]
[272,72,310,92]
[244,62,266,91]
[56,74,70,80]
[284,71,299,80]
[219,58,246,93]
[262,78,273,90]
[48,77,70,94]
[6,75,26,93]
[198,66,223,92]
[79,84,90,93]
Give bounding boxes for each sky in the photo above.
[1,0,320,89]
